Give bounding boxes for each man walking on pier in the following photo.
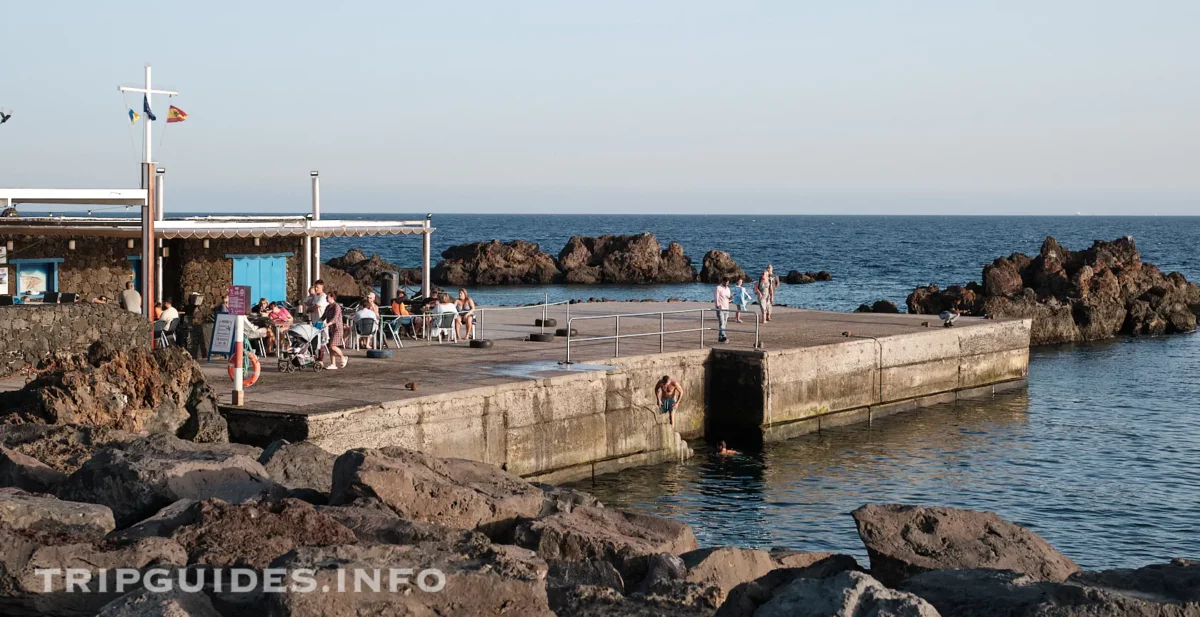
[714,278,731,343]
[655,375,683,428]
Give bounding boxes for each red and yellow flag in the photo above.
[166,106,187,123]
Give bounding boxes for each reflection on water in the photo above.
[570,333,1200,570]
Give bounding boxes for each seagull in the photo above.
[0,110,10,125]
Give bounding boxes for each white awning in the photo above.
[0,189,148,206]
[0,217,431,239]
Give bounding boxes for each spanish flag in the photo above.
[167,106,187,123]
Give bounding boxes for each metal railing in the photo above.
[362,296,571,345]
[564,308,760,363]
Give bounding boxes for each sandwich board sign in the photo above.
[208,314,238,359]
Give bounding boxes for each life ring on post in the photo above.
[227,353,261,388]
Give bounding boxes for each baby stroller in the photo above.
[278,323,327,373]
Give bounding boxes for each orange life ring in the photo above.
[227,352,261,388]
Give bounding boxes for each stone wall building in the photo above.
[0,215,432,321]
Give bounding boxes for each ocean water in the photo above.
[328,215,1200,569]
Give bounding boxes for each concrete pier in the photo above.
[207,302,1031,483]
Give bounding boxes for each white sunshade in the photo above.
[0,189,149,206]
[0,217,431,239]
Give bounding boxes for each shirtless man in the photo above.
[654,375,684,427]
[716,441,739,456]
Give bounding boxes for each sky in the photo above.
[1,1,1198,215]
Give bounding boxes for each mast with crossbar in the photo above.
[119,64,178,165]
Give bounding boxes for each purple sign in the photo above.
[227,285,251,316]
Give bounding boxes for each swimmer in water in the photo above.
[716,441,739,456]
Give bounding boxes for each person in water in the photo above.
[654,375,683,427]
[716,441,739,456]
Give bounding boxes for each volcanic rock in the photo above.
[558,234,697,284]
[165,498,356,568]
[552,585,716,617]
[258,440,335,500]
[548,560,626,607]
[898,568,1056,617]
[0,525,186,617]
[1069,558,1200,604]
[95,586,222,617]
[0,446,67,493]
[855,300,901,314]
[679,546,777,605]
[316,263,370,297]
[326,248,420,290]
[0,488,115,539]
[536,482,603,517]
[753,570,939,617]
[785,270,832,284]
[851,504,1080,587]
[329,446,544,538]
[265,542,555,617]
[715,553,862,617]
[58,433,277,528]
[512,504,699,585]
[0,344,228,443]
[699,250,748,284]
[907,236,1200,345]
[318,503,490,550]
[433,240,563,285]
[0,424,137,475]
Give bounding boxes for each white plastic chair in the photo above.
[429,311,459,343]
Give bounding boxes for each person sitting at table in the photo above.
[158,299,180,325]
[267,302,293,325]
[431,293,459,341]
[251,297,271,315]
[455,288,477,341]
[352,300,381,349]
[390,297,419,338]
[153,301,164,321]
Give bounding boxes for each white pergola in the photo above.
[0,189,435,301]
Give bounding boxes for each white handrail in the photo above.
[565,308,760,363]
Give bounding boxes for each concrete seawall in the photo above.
[219,307,1031,484]
[708,318,1031,443]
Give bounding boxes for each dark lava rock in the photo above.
[58,433,276,528]
[0,424,138,475]
[558,233,697,284]
[907,236,1200,345]
[715,553,862,617]
[0,446,67,493]
[258,440,336,499]
[0,344,228,444]
[855,300,901,314]
[851,503,1080,587]
[699,250,749,284]
[326,248,421,290]
[0,487,115,539]
[433,240,563,285]
[751,570,938,617]
[785,270,832,284]
[95,586,222,617]
[329,446,544,539]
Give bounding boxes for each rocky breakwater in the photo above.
[558,233,698,284]
[0,429,1194,616]
[908,236,1200,345]
[0,342,229,443]
[325,248,423,293]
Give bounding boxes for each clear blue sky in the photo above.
[1,1,1197,215]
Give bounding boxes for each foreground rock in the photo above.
[0,525,186,617]
[0,343,228,443]
[266,542,556,617]
[907,236,1200,345]
[559,233,697,284]
[715,553,862,617]
[58,433,275,528]
[900,563,1200,617]
[329,446,544,538]
[852,504,1080,587]
[0,446,67,493]
[434,240,563,285]
[513,504,699,585]
[258,439,336,502]
[699,251,748,284]
[679,547,778,605]
[0,488,115,539]
[95,587,222,617]
[753,570,939,617]
[0,424,137,475]
[163,498,356,568]
[785,270,832,284]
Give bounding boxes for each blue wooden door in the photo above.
[232,256,287,303]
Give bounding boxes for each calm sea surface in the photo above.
[328,215,1200,569]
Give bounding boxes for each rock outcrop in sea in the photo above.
[785,270,832,284]
[326,248,422,289]
[433,240,563,285]
[698,250,748,283]
[908,236,1200,345]
[557,233,697,284]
